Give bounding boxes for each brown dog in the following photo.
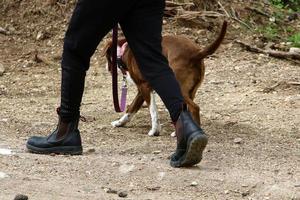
[103,21,227,136]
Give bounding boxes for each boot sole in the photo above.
[170,133,208,168]
[26,144,83,155]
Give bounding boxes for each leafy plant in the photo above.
[269,0,300,11]
[257,24,280,41]
[288,33,300,47]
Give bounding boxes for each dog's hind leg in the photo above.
[184,97,201,126]
[148,91,161,136]
[111,91,144,127]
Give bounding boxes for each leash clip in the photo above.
[122,74,128,88]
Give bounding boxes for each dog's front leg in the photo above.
[111,91,144,127]
[148,92,161,136]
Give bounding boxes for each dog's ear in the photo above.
[101,40,113,57]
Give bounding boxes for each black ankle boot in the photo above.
[170,109,208,167]
[26,113,82,155]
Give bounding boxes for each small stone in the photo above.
[0,172,9,179]
[153,150,161,154]
[118,191,128,198]
[36,31,44,40]
[190,181,198,186]
[119,164,135,174]
[0,63,5,76]
[14,194,28,200]
[104,188,118,194]
[242,190,250,197]
[86,148,96,153]
[146,186,161,191]
[0,148,12,155]
[289,47,300,54]
[224,190,229,194]
[0,27,7,35]
[234,138,243,144]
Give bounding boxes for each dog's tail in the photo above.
[195,20,227,59]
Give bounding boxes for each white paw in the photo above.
[111,113,132,128]
[170,131,176,137]
[148,129,160,137]
[148,123,161,137]
[111,120,125,127]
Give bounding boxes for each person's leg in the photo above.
[120,0,208,167]
[120,0,184,122]
[60,0,136,122]
[26,0,137,154]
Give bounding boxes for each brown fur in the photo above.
[103,21,227,125]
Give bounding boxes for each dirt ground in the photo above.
[1,1,299,200]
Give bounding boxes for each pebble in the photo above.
[289,47,300,54]
[36,31,45,40]
[0,27,7,35]
[119,164,135,174]
[118,191,128,198]
[14,194,28,200]
[0,63,5,76]
[190,181,198,186]
[0,172,9,179]
[104,188,118,194]
[86,148,96,154]
[153,150,161,154]
[224,190,230,194]
[0,148,13,155]
[234,137,243,144]
[146,186,161,191]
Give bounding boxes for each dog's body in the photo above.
[104,21,227,136]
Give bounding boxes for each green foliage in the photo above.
[257,24,280,41]
[269,0,300,11]
[288,33,300,47]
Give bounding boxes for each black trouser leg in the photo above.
[60,0,184,122]
[120,0,184,122]
[60,0,136,121]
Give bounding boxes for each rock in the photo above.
[234,138,243,144]
[119,164,135,174]
[0,63,5,76]
[190,181,198,186]
[0,172,9,179]
[289,47,300,54]
[86,148,96,154]
[0,27,7,35]
[224,190,229,194]
[104,188,118,194]
[0,148,12,155]
[146,186,161,191]
[118,191,128,198]
[153,150,161,154]
[36,31,44,40]
[242,190,250,197]
[14,194,28,200]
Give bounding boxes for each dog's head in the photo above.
[102,38,127,72]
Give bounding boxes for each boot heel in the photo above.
[171,133,208,167]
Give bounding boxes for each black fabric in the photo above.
[60,0,184,122]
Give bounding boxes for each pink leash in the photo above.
[112,26,127,112]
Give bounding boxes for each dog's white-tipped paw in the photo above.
[111,113,132,127]
[170,131,176,137]
[111,120,125,127]
[148,129,160,137]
